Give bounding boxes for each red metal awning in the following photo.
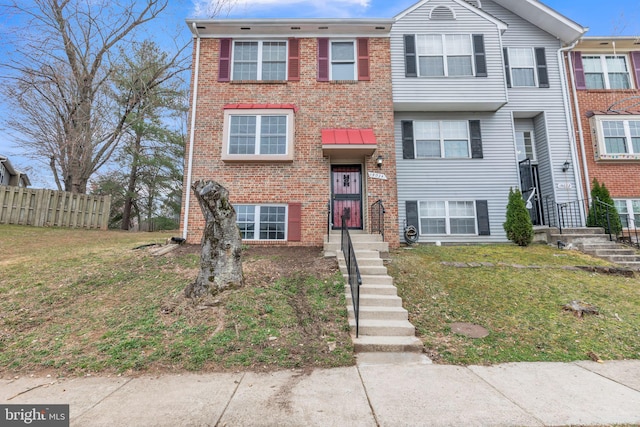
[321,128,377,157]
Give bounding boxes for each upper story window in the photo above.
[416,34,473,77]
[414,120,470,158]
[222,107,295,162]
[402,119,483,159]
[404,34,486,78]
[330,41,356,80]
[591,116,640,160]
[232,41,287,81]
[582,55,631,89]
[318,38,370,82]
[504,47,549,88]
[218,39,300,82]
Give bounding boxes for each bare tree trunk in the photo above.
[185,180,243,299]
[122,133,142,230]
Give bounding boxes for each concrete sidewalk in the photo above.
[2,358,640,426]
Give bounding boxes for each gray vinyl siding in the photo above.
[395,111,519,243]
[391,0,507,110]
[0,164,8,186]
[482,0,582,206]
[393,0,584,243]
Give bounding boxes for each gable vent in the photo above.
[464,0,481,8]
[430,6,455,20]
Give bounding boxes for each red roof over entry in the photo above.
[321,128,377,157]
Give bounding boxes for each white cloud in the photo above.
[192,0,371,19]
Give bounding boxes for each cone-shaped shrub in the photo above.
[586,178,622,235]
[503,187,534,246]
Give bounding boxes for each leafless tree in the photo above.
[0,0,180,193]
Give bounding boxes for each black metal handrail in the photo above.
[327,200,332,243]
[618,212,640,249]
[370,199,385,242]
[341,213,362,338]
[544,196,585,234]
[592,197,615,241]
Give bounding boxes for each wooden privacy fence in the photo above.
[0,186,111,229]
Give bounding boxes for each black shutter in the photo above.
[404,35,417,77]
[535,47,549,88]
[503,48,511,88]
[469,120,483,159]
[406,201,419,232]
[401,120,415,159]
[476,200,490,236]
[472,34,487,77]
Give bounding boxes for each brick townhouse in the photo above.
[179,19,399,246]
[567,37,640,228]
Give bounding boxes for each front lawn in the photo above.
[388,244,640,365]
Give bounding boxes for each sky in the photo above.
[1,0,639,188]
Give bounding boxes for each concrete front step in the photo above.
[346,284,398,296]
[324,241,390,253]
[603,255,640,263]
[350,319,415,336]
[352,336,424,353]
[584,249,638,257]
[354,294,403,307]
[325,233,383,243]
[618,262,640,270]
[581,243,627,251]
[338,257,384,267]
[340,265,387,275]
[357,274,394,286]
[348,306,408,321]
[551,234,612,244]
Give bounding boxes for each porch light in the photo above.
[376,155,383,168]
[562,160,570,172]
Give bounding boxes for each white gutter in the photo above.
[565,46,591,205]
[182,23,202,241]
[557,39,586,224]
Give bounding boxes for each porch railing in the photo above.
[327,200,332,243]
[341,212,362,338]
[591,197,640,248]
[544,197,585,234]
[370,199,385,242]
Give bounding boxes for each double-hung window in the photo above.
[236,205,287,240]
[232,41,287,81]
[419,201,477,235]
[222,108,295,162]
[416,34,473,77]
[508,48,536,86]
[414,120,470,158]
[582,55,631,89]
[614,199,640,229]
[515,130,536,162]
[330,41,356,80]
[598,118,640,155]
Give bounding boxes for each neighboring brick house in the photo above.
[567,37,640,229]
[392,0,587,244]
[180,19,399,246]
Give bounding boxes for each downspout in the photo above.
[182,23,202,241]
[566,47,592,205]
[557,39,586,224]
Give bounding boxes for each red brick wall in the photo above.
[180,37,399,247]
[566,55,640,200]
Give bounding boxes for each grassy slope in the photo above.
[388,244,640,365]
[0,225,353,376]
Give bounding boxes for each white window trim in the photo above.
[508,47,537,87]
[614,199,640,229]
[416,34,475,78]
[231,40,288,81]
[222,108,295,162]
[418,200,478,236]
[582,54,633,90]
[329,39,357,81]
[592,116,640,160]
[236,204,289,241]
[515,129,537,162]
[414,120,471,159]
